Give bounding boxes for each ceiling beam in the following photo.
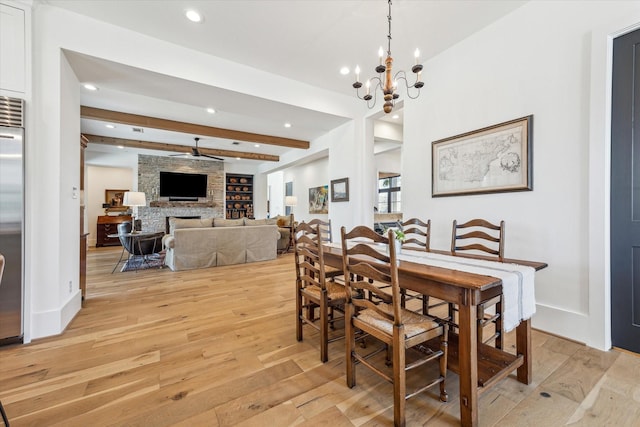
[80,106,310,149]
[83,134,280,162]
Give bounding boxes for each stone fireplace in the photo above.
[136,155,224,232]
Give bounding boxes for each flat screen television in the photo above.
[159,171,208,200]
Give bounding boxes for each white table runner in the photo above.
[330,242,536,332]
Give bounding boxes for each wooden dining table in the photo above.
[322,244,547,427]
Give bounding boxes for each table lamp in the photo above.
[123,191,146,233]
[285,195,297,215]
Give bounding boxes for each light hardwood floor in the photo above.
[0,247,639,426]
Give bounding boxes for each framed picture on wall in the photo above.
[105,189,129,212]
[331,177,349,202]
[308,185,329,214]
[432,115,533,197]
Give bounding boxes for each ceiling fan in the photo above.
[171,137,224,161]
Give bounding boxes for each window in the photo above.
[377,175,401,213]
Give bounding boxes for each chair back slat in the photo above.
[308,218,333,243]
[451,218,505,261]
[341,226,402,325]
[294,222,327,292]
[400,218,431,251]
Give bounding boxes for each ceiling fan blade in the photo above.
[202,153,224,161]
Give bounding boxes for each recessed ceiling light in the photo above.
[236,157,241,160]
[185,9,202,23]
[206,107,216,114]
[83,83,98,91]
[117,145,124,149]
[254,144,260,148]
[340,66,350,75]
[105,124,115,129]
[284,123,292,128]
[392,114,399,119]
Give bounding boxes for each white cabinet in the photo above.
[0,3,26,94]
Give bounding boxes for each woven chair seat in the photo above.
[303,281,347,301]
[357,303,441,339]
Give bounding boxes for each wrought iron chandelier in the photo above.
[352,0,423,114]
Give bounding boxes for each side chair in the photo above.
[341,225,448,427]
[307,218,343,282]
[294,221,346,363]
[399,218,433,314]
[449,218,506,349]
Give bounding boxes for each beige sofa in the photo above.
[163,217,280,271]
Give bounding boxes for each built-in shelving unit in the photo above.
[225,173,254,219]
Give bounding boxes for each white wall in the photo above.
[267,170,284,217]
[86,165,134,247]
[402,0,640,349]
[375,148,401,176]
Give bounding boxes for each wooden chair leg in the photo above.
[439,329,449,402]
[0,399,9,427]
[345,303,356,388]
[296,289,303,342]
[320,296,328,363]
[495,298,503,350]
[393,326,406,427]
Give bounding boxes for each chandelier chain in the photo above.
[387,0,392,56]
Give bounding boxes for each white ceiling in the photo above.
[45,0,528,165]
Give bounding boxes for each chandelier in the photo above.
[352,0,423,114]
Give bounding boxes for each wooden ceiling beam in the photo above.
[83,134,280,162]
[80,106,310,149]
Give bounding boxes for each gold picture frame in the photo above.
[105,189,129,212]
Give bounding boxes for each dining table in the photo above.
[322,244,547,427]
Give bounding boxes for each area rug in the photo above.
[121,252,165,272]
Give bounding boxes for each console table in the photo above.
[96,215,131,247]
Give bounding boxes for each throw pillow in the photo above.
[276,215,291,227]
[244,218,267,226]
[265,218,278,226]
[170,217,213,234]
[213,218,245,227]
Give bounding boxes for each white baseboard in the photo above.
[531,303,588,345]
[31,290,82,339]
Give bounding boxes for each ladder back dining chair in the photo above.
[449,218,506,348]
[294,221,346,362]
[341,225,448,427]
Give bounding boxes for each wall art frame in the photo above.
[105,189,129,212]
[432,115,533,197]
[308,185,329,214]
[330,177,349,202]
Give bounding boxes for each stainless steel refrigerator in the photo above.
[0,96,24,345]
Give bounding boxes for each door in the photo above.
[611,28,640,353]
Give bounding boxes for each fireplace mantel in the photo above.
[150,201,216,208]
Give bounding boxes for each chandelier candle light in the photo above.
[352,0,423,113]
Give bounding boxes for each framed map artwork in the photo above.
[432,115,533,197]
